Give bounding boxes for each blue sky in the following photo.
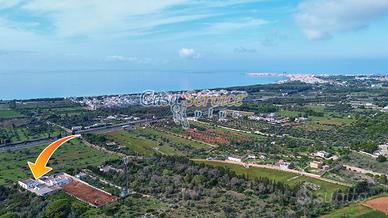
[1,0,388,74]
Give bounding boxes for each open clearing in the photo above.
[63,180,118,208]
[196,160,346,197]
[363,197,388,215]
[0,105,24,119]
[105,128,211,156]
[321,202,387,218]
[105,130,183,156]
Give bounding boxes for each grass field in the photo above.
[278,109,354,126]
[105,127,213,156]
[196,160,346,197]
[1,127,65,143]
[106,130,183,156]
[0,139,119,185]
[321,204,387,218]
[0,108,23,119]
[137,128,211,149]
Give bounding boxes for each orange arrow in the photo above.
[28,135,80,180]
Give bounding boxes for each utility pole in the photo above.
[120,156,129,197]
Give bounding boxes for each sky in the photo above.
[1,0,388,74]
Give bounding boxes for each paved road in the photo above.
[0,138,55,152]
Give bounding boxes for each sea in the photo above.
[0,70,287,100]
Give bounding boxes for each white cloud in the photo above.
[20,0,197,37]
[296,0,388,40]
[179,48,200,59]
[0,0,269,41]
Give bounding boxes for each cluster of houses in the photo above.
[248,113,289,125]
[220,150,337,173]
[70,116,140,132]
[71,89,247,111]
[71,95,140,110]
[19,172,118,208]
[18,173,72,196]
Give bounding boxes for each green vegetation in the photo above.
[1,76,388,217]
[0,104,24,119]
[351,141,378,154]
[95,127,212,156]
[138,127,211,150]
[341,151,388,174]
[238,102,279,113]
[105,130,183,156]
[0,139,118,185]
[377,155,387,162]
[0,109,23,119]
[0,126,64,144]
[196,160,346,197]
[196,160,296,182]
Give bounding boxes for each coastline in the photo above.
[0,71,285,101]
[2,72,387,101]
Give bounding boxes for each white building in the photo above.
[32,186,58,196]
[39,173,71,187]
[71,126,82,131]
[18,179,39,189]
[18,173,72,196]
[276,160,291,170]
[227,157,242,162]
[295,117,308,123]
[247,155,256,160]
[315,151,331,158]
[373,144,388,157]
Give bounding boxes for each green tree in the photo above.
[376,155,387,162]
[43,199,71,218]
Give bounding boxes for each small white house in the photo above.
[276,160,291,170]
[315,151,331,158]
[247,155,256,160]
[373,144,388,157]
[227,157,242,162]
[18,179,39,190]
[71,126,82,131]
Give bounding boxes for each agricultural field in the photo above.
[278,108,354,127]
[136,127,212,150]
[0,127,65,143]
[196,160,347,197]
[321,204,387,218]
[187,120,263,145]
[0,139,119,185]
[105,130,184,156]
[322,195,388,218]
[104,127,214,156]
[0,104,23,119]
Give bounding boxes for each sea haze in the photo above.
[0,70,286,100]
